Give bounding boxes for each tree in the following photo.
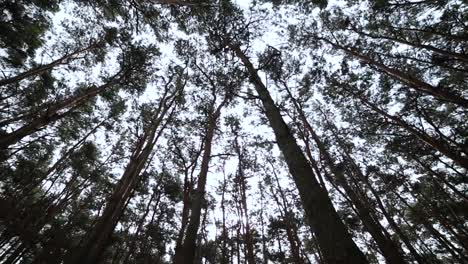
[225,41,368,263]
[65,67,184,264]
[173,51,237,264]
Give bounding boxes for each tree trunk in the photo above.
[174,165,195,257]
[220,168,229,264]
[123,174,164,263]
[173,98,227,264]
[65,90,176,264]
[228,43,368,264]
[16,119,106,201]
[283,82,410,263]
[337,170,407,263]
[296,110,406,263]
[319,113,429,263]
[2,243,27,264]
[362,177,426,264]
[392,188,468,262]
[268,163,305,264]
[259,182,268,264]
[233,134,256,264]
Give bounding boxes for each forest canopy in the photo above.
[0,0,467,263]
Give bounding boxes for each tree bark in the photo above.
[16,119,107,201]
[123,174,164,263]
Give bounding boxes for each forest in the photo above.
[0,0,467,263]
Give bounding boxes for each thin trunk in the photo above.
[140,200,162,262]
[411,155,468,201]
[299,128,326,188]
[268,164,304,264]
[319,109,425,263]
[2,243,26,264]
[123,176,164,263]
[311,232,325,264]
[283,106,326,189]
[231,229,235,264]
[407,186,468,252]
[305,126,406,263]
[276,233,284,262]
[363,179,426,264]
[228,43,368,264]
[237,225,241,264]
[392,188,468,262]
[17,119,107,202]
[233,135,256,264]
[220,166,229,264]
[0,239,20,263]
[259,182,267,264]
[173,98,227,264]
[385,25,468,43]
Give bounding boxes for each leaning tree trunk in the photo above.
[228,43,368,264]
[0,43,100,87]
[65,90,177,264]
[321,115,428,264]
[319,38,468,108]
[283,85,407,263]
[354,92,468,170]
[347,25,468,62]
[0,69,127,150]
[122,174,164,263]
